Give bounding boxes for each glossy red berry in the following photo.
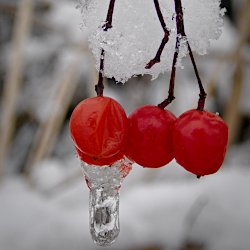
[173,109,228,176]
[70,96,128,166]
[126,105,176,168]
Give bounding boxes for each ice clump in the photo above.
[81,157,132,246]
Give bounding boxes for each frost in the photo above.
[78,0,225,82]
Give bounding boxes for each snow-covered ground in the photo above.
[1,163,250,250]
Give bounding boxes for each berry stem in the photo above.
[175,0,207,110]
[145,0,170,69]
[187,42,207,111]
[159,0,207,110]
[95,0,116,96]
[95,49,105,96]
[158,40,178,109]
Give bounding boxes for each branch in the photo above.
[95,0,116,96]
[145,0,170,69]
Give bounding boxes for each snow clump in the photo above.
[78,0,225,83]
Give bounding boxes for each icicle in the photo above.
[81,158,132,246]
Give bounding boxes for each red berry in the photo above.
[173,109,228,176]
[126,105,176,168]
[70,96,128,166]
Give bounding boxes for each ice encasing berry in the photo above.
[70,96,128,166]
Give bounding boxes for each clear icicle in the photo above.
[81,158,132,246]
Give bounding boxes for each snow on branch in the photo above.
[78,0,225,83]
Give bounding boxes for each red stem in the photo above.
[95,0,116,96]
[187,42,207,110]
[145,0,170,69]
[159,0,207,110]
[175,0,207,110]
[158,39,179,109]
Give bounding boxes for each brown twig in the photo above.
[224,0,250,145]
[95,0,116,96]
[0,0,33,177]
[24,44,86,177]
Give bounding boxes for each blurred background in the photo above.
[0,0,250,250]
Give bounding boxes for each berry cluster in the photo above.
[70,0,228,246]
[70,0,228,178]
[70,96,228,177]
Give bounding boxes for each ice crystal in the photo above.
[81,158,132,246]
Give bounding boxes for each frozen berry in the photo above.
[70,96,128,166]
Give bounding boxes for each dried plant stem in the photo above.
[0,0,33,177]
[24,45,87,176]
[224,0,250,145]
[224,61,243,145]
[95,0,116,96]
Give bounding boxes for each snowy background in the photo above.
[0,0,250,250]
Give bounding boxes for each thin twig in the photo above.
[95,0,116,96]
[145,0,170,69]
